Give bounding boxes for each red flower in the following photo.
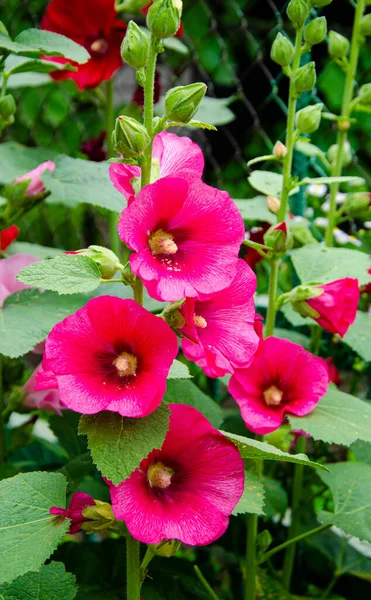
[41,0,127,90]
[306,278,359,337]
[0,225,19,251]
[81,131,107,162]
[50,491,95,534]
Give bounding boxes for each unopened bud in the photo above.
[338,119,351,132]
[121,21,149,69]
[343,192,370,215]
[295,103,323,134]
[270,33,294,67]
[81,501,117,533]
[164,83,206,123]
[147,0,182,39]
[112,115,151,158]
[273,141,287,159]
[286,0,309,29]
[162,299,186,330]
[150,539,181,557]
[311,0,332,5]
[292,62,316,95]
[358,83,371,105]
[327,140,352,167]
[328,31,350,59]
[267,195,281,214]
[360,14,371,36]
[304,17,327,46]
[264,222,288,254]
[71,245,120,279]
[290,284,324,303]
[0,94,16,120]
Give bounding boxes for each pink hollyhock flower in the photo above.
[14,161,55,196]
[306,278,359,337]
[50,491,95,535]
[118,177,244,302]
[229,337,329,435]
[179,260,259,378]
[109,131,204,205]
[109,404,244,546]
[23,365,64,415]
[0,224,19,251]
[0,254,40,308]
[37,296,178,417]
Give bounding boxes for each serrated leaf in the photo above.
[343,311,371,362]
[222,431,328,470]
[290,244,371,285]
[79,404,171,486]
[300,176,362,186]
[234,196,276,224]
[15,29,90,64]
[318,462,371,543]
[0,561,77,600]
[167,360,192,379]
[163,379,224,428]
[289,388,371,446]
[248,170,299,198]
[0,472,69,584]
[0,289,87,358]
[295,140,326,158]
[232,471,265,516]
[18,254,102,295]
[163,37,189,55]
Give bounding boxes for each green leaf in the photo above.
[343,311,371,362]
[318,462,371,543]
[17,254,102,295]
[193,95,236,126]
[222,431,328,470]
[248,171,299,198]
[263,477,288,519]
[232,471,265,516]
[0,142,60,184]
[6,242,63,259]
[79,404,171,486]
[5,55,75,76]
[300,176,363,186]
[163,37,189,55]
[49,411,87,458]
[291,244,371,285]
[0,561,77,600]
[352,440,371,465]
[280,303,313,327]
[60,453,94,492]
[0,472,69,584]
[167,360,192,379]
[273,327,310,348]
[163,379,224,428]
[14,29,90,64]
[185,120,217,131]
[234,196,276,224]
[289,387,371,446]
[295,140,326,158]
[4,72,52,89]
[0,289,88,358]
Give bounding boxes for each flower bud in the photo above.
[327,140,352,167]
[0,94,16,120]
[311,0,332,5]
[273,141,287,159]
[292,62,316,95]
[304,17,327,46]
[328,31,350,59]
[295,103,323,134]
[150,539,181,557]
[343,192,370,215]
[360,14,371,36]
[164,82,206,123]
[112,115,151,158]
[264,222,288,254]
[286,0,309,29]
[358,83,371,105]
[71,245,120,279]
[121,21,149,69]
[267,195,281,214]
[147,0,182,39]
[270,33,294,67]
[81,500,117,533]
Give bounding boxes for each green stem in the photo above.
[278,24,305,222]
[140,547,155,581]
[0,355,7,464]
[194,566,219,600]
[126,534,141,600]
[282,435,306,590]
[324,0,365,247]
[310,325,322,355]
[133,277,144,306]
[265,259,279,337]
[260,524,331,564]
[104,78,121,258]
[245,460,263,600]
[141,35,158,189]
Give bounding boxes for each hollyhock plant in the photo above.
[41,0,127,90]
[0,224,19,251]
[23,365,64,415]
[110,131,204,205]
[36,296,178,417]
[50,491,95,535]
[109,404,244,545]
[0,254,40,308]
[179,260,259,378]
[305,278,359,337]
[229,337,329,435]
[14,161,55,196]
[118,176,244,301]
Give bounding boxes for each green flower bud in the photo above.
[121,21,149,69]
[112,115,151,158]
[150,539,181,557]
[286,0,309,29]
[311,0,332,5]
[295,103,323,134]
[270,33,295,67]
[328,30,350,59]
[264,222,289,254]
[292,61,316,95]
[304,17,327,46]
[81,501,117,534]
[358,83,371,105]
[73,245,120,279]
[360,14,371,36]
[147,0,182,39]
[327,140,352,167]
[164,82,206,123]
[343,192,370,215]
[0,94,16,119]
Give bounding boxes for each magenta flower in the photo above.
[110,131,204,205]
[50,491,95,535]
[305,278,359,337]
[179,260,259,377]
[109,404,244,546]
[229,337,329,435]
[37,296,178,417]
[23,365,64,415]
[118,177,244,302]
[14,161,55,196]
[0,254,40,308]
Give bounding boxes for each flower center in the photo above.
[147,462,174,489]
[112,352,137,377]
[90,38,109,56]
[263,385,283,406]
[149,229,178,255]
[194,314,207,328]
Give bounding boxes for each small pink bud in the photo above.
[273,141,287,159]
[14,161,55,196]
[267,195,281,214]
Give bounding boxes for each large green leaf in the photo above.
[0,561,77,600]
[7,242,63,259]
[232,471,265,516]
[343,311,371,362]
[288,388,371,446]
[49,411,87,458]
[234,196,276,224]
[318,462,371,543]
[290,244,371,285]
[0,289,88,358]
[352,440,371,465]
[163,379,224,428]
[0,472,69,584]
[14,29,90,63]
[0,142,60,184]
[5,55,75,76]
[167,360,192,379]
[248,171,299,198]
[79,404,171,486]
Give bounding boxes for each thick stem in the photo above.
[105,79,121,257]
[260,523,331,564]
[126,535,141,600]
[265,259,279,337]
[0,355,7,464]
[324,0,365,246]
[282,435,306,590]
[141,35,158,189]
